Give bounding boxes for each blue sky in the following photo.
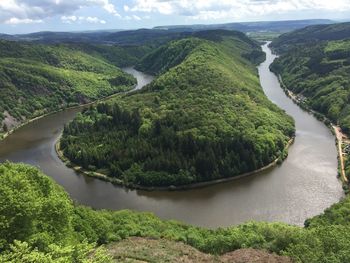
[1,0,350,34]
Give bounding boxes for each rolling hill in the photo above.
[270,22,350,52]
[0,19,334,46]
[154,19,334,33]
[0,40,136,135]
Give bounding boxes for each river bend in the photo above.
[0,45,343,228]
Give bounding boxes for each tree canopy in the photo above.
[0,40,137,134]
[61,31,295,188]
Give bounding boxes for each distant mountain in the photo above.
[0,29,192,46]
[0,33,16,41]
[0,19,335,45]
[100,28,192,46]
[9,31,115,44]
[154,19,334,33]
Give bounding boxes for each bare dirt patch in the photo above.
[106,237,293,263]
[2,111,19,131]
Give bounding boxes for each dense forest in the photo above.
[60,30,295,188]
[271,38,350,134]
[1,162,350,262]
[270,22,350,180]
[0,40,138,136]
[270,22,350,53]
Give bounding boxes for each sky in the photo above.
[0,0,350,34]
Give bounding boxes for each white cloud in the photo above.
[123,15,142,21]
[131,0,173,15]
[5,17,43,25]
[129,0,350,20]
[0,0,120,24]
[88,0,120,17]
[61,15,106,24]
[86,16,106,23]
[61,15,78,23]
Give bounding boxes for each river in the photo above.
[0,45,344,228]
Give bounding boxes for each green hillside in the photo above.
[1,162,350,262]
[271,22,350,182]
[63,43,152,68]
[0,40,136,135]
[136,30,266,75]
[270,22,350,53]
[271,39,350,134]
[60,30,295,188]
[135,37,201,75]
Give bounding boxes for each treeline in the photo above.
[2,162,350,262]
[61,31,294,188]
[0,40,137,134]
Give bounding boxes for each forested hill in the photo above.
[0,40,137,136]
[270,23,350,135]
[270,22,350,53]
[61,30,295,188]
[136,30,265,75]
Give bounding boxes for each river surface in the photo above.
[0,45,344,228]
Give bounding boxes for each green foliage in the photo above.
[61,32,294,187]
[0,240,112,263]
[271,34,350,135]
[0,40,136,132]
[270,22,350,53]
[1,162,350,263]
[136,30,266,76]
[101,29,192,46]
[305,194,350,227]
[136,38,202,75]
[0,162,113,261]
[271,24,350,182]
[0,162,74,250]
[64,43,152,68]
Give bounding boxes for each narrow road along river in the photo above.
[0,45,344,228]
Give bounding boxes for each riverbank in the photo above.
[0,83,137,142]
[0,45,341,227]
[55,133,295,191]
[276,74,349,185]
[334,127,349,184]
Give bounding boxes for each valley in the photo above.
[0,16,349,262]
[0,40,342,228]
